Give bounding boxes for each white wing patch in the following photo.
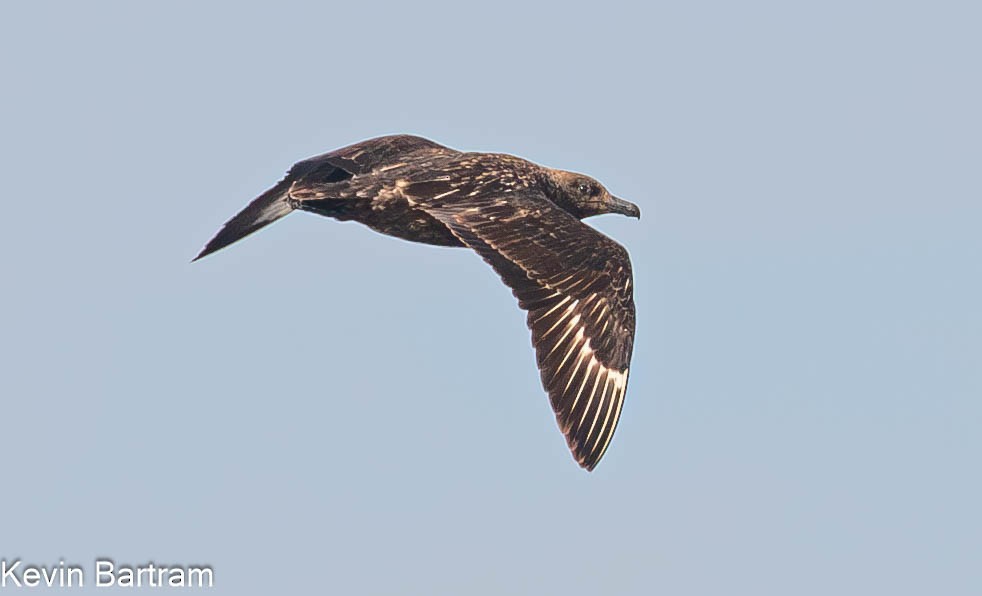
[542,309,630,466]
[591,366,628,463]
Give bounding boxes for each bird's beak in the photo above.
[609,195,641,219]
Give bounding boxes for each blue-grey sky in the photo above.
[1,1,979,594]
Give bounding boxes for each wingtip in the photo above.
[578,454,600,472]
[191,241,218,263]
[192,178,295,265]
[190,245,212,263]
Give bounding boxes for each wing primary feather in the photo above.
[539,299,579,339]
[543,314,582,360]
[557,329,588,392]
[592,379,627,467]
[587,376,621,463]
[568,357,599,423]
[553,332,585,386]
[584,373,615,448]
[532,295,572,323]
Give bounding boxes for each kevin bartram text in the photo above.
[1,559,213,588]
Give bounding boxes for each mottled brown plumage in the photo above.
[195,135,640,470]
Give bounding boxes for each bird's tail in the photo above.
[192,179,294,261]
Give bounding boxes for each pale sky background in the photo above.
[1,1,979,594]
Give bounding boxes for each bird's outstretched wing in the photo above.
[417,190,636,470]
[194,135,455,260]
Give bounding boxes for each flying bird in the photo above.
[195,135,639,470]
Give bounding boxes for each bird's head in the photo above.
[544,169,641,220]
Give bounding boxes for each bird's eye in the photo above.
[577,181,600,197]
